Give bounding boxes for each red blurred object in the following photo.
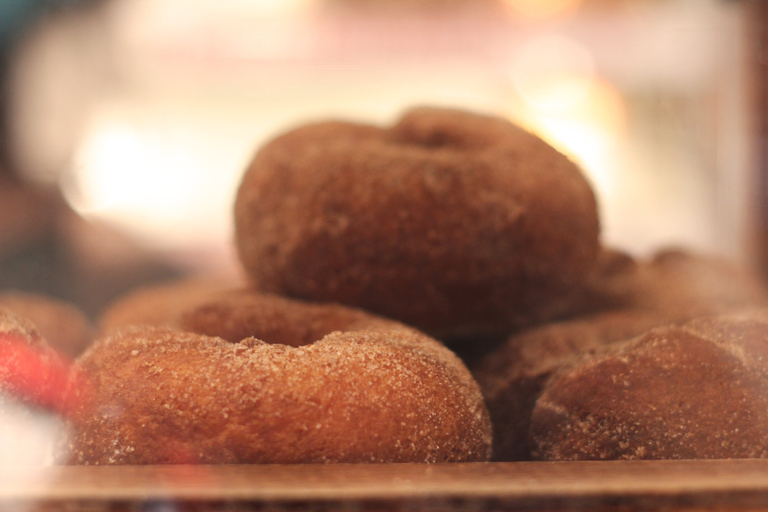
[0,331,87,418]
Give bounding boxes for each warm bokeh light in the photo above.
[10,0,750,267]
[506,32,624,218]
[516,78,626,191]
[506,68,631,251]
[510,33,595,111]
[115,0,319,22]
[63,110,245,252]
[67,125,194,217]
[109,0,319,65]
[501,0,582,20]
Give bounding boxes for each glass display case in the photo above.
[1,0,768,510]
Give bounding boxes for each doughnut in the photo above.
[530,309,768,460]
[560,247,768,320]
[178,289,425,347]
[66,292,492,464]
[97,276,243,334]
[0,307,84,466]
[0,291,94,357]
[473,248,768,460]
[475,308,670,461]
[631,248,768,317]
[234,106,600,339]
[0,307,80,416]
[557,247,641,318]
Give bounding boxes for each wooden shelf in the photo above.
[5,460,768,510]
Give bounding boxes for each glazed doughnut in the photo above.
[0,291,94,357]
[66,292,492,464]
[235,106,600,339]
[530,309,768,460]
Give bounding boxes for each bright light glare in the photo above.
[502,0,582,20]
[65,118,236,249]
[511,34,595,111]
[511,78,626,204]
[70,126,195,218]
[536,80,624,180]
[0,397,63,467]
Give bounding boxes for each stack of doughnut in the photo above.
[63,105,604,465]
[10,105,768,465]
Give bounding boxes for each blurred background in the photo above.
[0,0,765,316]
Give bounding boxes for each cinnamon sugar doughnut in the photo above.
[474,248,768,460]
[179,290,422,347]
[235,107,600,339]
[475,308,671,461]
[97,277,242,335]
[0,307,84,466]
[531,309,768,460]
[0,307,80,416]
[0,291,94,357]
[66,292,492,464]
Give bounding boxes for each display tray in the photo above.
[4,459,768,511]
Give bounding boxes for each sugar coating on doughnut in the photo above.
[98,277,242,335]
[0,306,43,346]
[0,307,79,415]
[530,309,768,460]
[66,325,492,464]
[475,308,670,461]
[473,248,768,460]
[0,291,94,357]
[235,106,600,339]
[180,290,422,347]
[633,248,768,317]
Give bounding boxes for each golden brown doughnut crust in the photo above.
[0,306,80,415]
[97,277,242,335]
[66,293,492,464]
[180,290,423,347]
[66,327,492,464]
[530,309,768,460]
[0,291,94,357]
[473,248,768,460]
[235,107,600,339]
[0,305,42,345]
[475,308,670,461]
[633,248,768,317]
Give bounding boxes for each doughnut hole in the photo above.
[388,106,512,151]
